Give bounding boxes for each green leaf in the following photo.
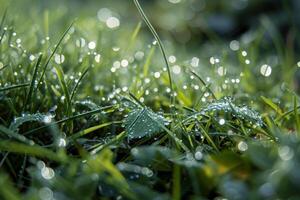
[124,107,165,139]
[200,97,263,127]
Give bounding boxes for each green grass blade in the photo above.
[55,65,72,116]
[24,54,43,111]
[70,67,89,101]
[23,105,117,135]
[69,121,122,140]
[0,141,67,162]
[133,0,174,104]
[0,83,29,92]
[37,21,74,89]
[0,125,35,145]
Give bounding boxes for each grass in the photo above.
[0,0,300,199]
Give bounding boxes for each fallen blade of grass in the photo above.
[0,125,35,145]
[0,141,67,163]
[68,121,122,140]
[23,105,117,135]
[0,83,29,92]
[90,131,127,154]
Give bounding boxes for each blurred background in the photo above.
[0,0,299,100]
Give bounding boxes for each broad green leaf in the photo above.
[124,107,165,139]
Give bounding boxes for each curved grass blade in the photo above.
[9,113,48,133]
[190,70,216,99]
[133,0,174,104]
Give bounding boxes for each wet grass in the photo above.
[0,0,300,199]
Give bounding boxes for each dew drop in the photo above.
[237,141,248,151]
[260,64,272,77]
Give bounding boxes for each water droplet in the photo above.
[58,138,67,147]
[106,17,120,29]
[29,55,36,61]
[260,64,272,77]
[154,72,160,78]
[121,59,128,67]
[95,54,101,63]
[219,118,226,125]
[168,55,176,63]
[188,57,199,68]
[217,66,226,76]
[39,187,53,200]
[76,38,86,47]
[41,166,55,180]
[278,146,294,161]
[194,151,203,160]
[54,54,65,64]
[229,40,240,51]
[237,141,248,151]
[88,41,96,50]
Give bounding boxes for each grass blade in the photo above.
[24,54,43,111]
[37,21,74,90]
[133,0,174,104]
[0,141,67,162]
[70,67,89,101]
[0,83,29,92]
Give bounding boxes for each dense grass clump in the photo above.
[1,0,300,199]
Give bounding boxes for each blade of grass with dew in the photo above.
[0,125,35,145]
[133,0,174,105]
[190,70,216,99]
[90,131,127,154]
[70,66,89,101]
[36,21,74,91]
[23,105,117,135]
[55,65,73,132]
[0,83,29,92]
[23,54,43,111]
[0,8,7,45]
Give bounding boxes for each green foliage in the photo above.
[124,107,166,140]
[0,0,299,199]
